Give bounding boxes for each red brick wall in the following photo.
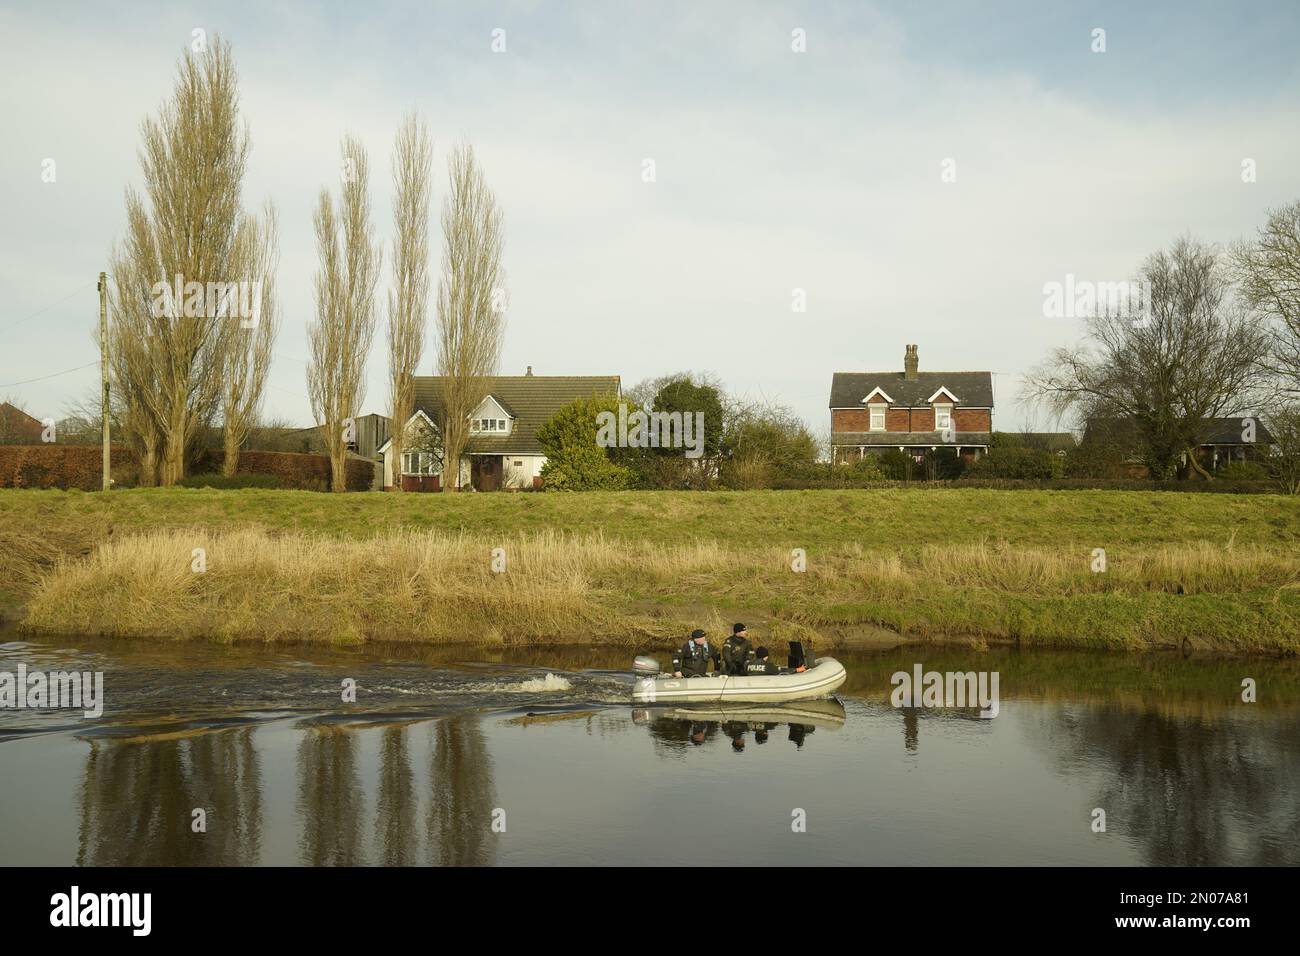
[885,408,909,431]
[954,408,991,431]
[832,408,869,431]
[832,405,992,435]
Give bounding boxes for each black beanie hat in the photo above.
[690,629,706,639]
[733,623,746,634]
[755,646,769,658]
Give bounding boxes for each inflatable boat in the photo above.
[630,656,847,704]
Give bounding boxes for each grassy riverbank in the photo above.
[4,487,1300,653]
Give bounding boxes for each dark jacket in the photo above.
[722,635,753,675]
[746,658,781,675]
[672,639,720,677]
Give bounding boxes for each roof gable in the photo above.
[472,394,516,422]
[413,375,621,454]
[829,371,993,408]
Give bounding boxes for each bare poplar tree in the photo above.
[1026,237,1268,478]
[386,113,432,490]
[1234,200,1300,399]
[221,202,279,475]
[435,144,506,492]
[107,37,257,485]
[308,136,381,492]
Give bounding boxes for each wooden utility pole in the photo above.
[98,271,110,491]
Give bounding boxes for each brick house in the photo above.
[829,345,994,463]
[0,402,44,443]
[1083,416,1275,476]
[377,370,621,491]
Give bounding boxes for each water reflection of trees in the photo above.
[426,716,496,866]
[75,715,500,866]
[297,725,366,865]
[295,716,497,866]
[376,727,415,865]
[77,727,263,865]
[1035,705,1300,865]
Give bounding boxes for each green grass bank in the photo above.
[3,487,1298,654]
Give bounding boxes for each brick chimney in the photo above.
[904,344,918,381]
[525,365,533,376]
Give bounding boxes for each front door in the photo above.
[473,456,502,491]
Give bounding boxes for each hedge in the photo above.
[191,450,374,492]
[0,445,374,491]
[0,444,137,490]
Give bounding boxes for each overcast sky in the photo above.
[2,0,1299,435]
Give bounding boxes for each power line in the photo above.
[0,361,99,390]
[0,283,95,337]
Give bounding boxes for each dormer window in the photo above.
[869,404,886,432]
[472,418,508,433]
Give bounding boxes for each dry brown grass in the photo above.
[19,526,1300,651]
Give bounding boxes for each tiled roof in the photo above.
[832,431,992,447]
[1085,416,1275,447]
[1203,417,1275,445]
[829,371,994,408]
[412,375,621,455]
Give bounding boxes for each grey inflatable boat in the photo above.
[630,656,847,704]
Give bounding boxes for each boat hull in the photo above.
[631,657,847,704]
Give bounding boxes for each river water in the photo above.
[1,634,1296,866]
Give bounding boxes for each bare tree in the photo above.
[107,37,259,485]
[221,203,279,475]
[434,144,506,492]
[1026,237,1268,478]
[1234,199,1300,399]
[308,136,382,492]
[386,113,432,491]
[1268,405,1300,494]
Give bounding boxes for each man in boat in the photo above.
[721,623,754,675]
[745,646,782,676]
[672,629,721,678]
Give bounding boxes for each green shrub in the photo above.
[1216,460,1270,481]
[876,449,915,481]
[922,447,966,480]
[849,455,886,481]
[964,446,1059,480]
[537,394,636,490]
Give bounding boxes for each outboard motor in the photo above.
[788,641,815,672]
[632,655,661,678]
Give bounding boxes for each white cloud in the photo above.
[1,1,1297,434]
